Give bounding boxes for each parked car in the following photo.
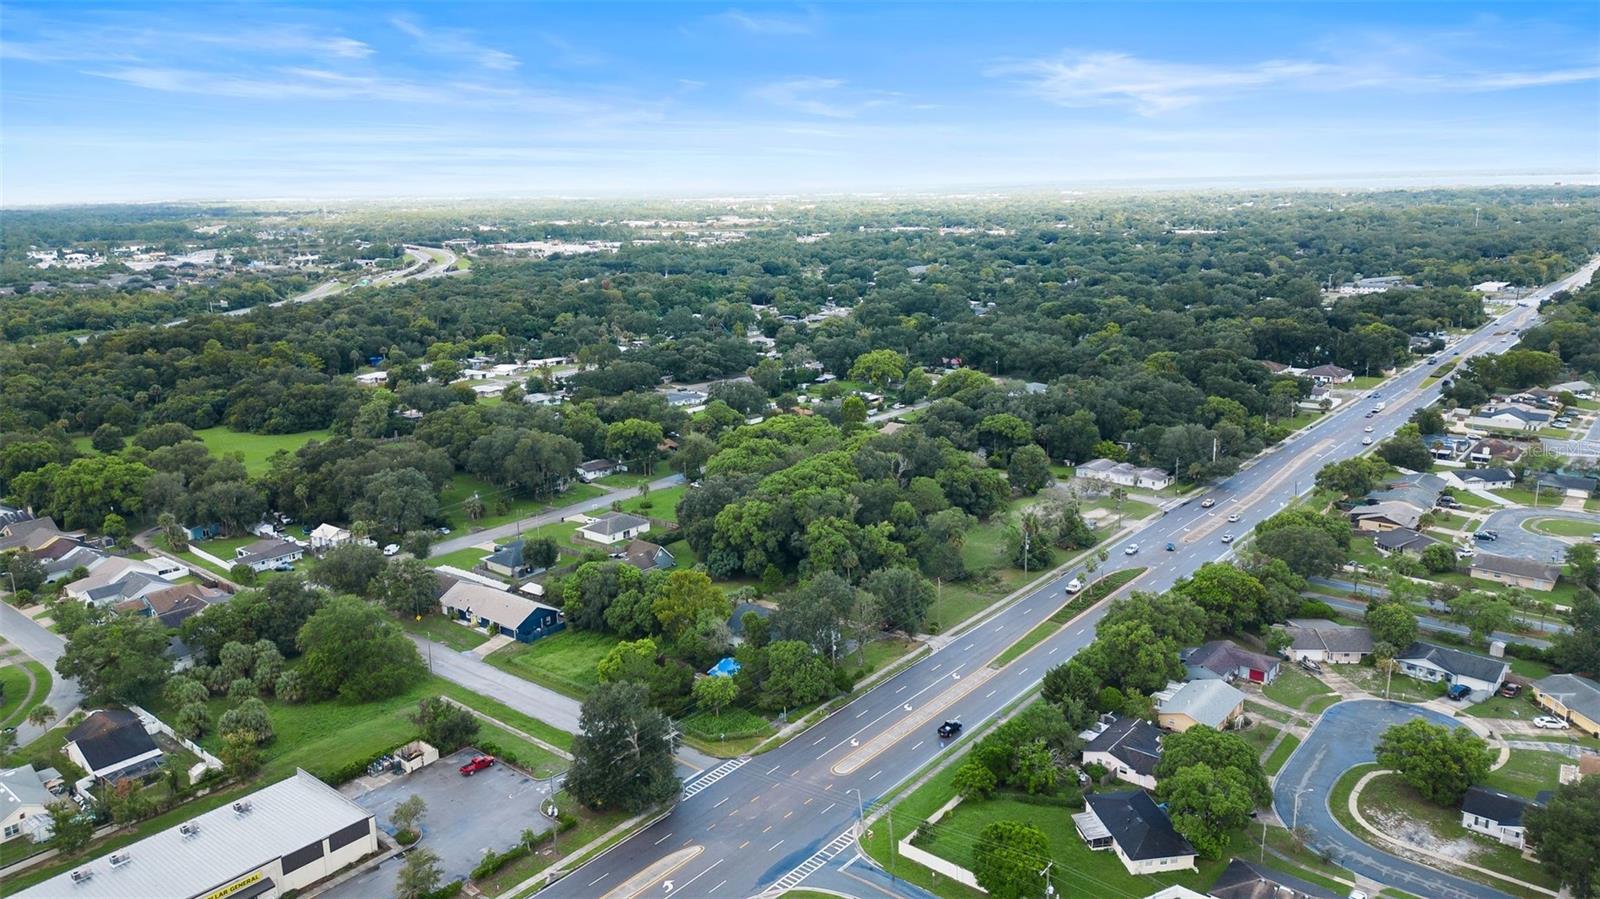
[1200,498,1215,508]
[1497,682,1522,698]
[1534,716,1570,730]
[937,721,963,739]
[271,563,294,572]
[1446,683,1471,701]
[1474,530,1499,541]
[1220,534,1234,544]
[459,755,496,775]
[436,526,452,535]
[383,543,400,556]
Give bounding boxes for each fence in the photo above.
[896,795,984,891]
[130,703,222,784]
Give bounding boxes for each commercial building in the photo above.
[17,770,379,899]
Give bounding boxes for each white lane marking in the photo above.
[675,859,726,894]
[770,840,785,852]
[868,770,882,780]
[713,797,728,808]
[709,880,726,893]
[911,741,923,751]
[767,764,780,774]
[654,832,673,845]
[984,689,996,698]
[589,873,609,886]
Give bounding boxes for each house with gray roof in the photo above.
[1279,621,1373,665]
[1209,858,1341,899]
[1469,554,1561,592]
[1181,640,1280,684]
[1080,715,1163,790]
[1455,467,1515,488]
[1537,472,1598,496]
[0,765,58,845]
[1349,501,1421,532]
[1532,673,1600,737]
[577,511,651,545]
[1373,527,1440,558]
[1396,641,1508,700]
[1075,791,1197,876]
[1461,786,1550,849]
[233,538,304,573]
[1154,679,1245,732]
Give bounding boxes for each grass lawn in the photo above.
[1237,719,1280,758]
[1356,771,1559,891]
[403,612,490,652]
[1264,734,1301,775]
[1431,511,1473,531]
[1430,570,1584,608]
[990,616,1061,668]
[1349,375,1387,390]
[485,629,620,700]
[596,471,654,488]
[1339,664,1446,703]
[426,546,490,571]
[678,706,773,745]
[1262,669,1338,711]
[1495,487,1563,509]
[0,661,51,730]
[1227,825,1357,894]
[1445,490,1495,510]
[1245,701,1295,725]
[1482,749,1566,798]
[194,426,330,475]
[1084,495,1160,521]
[438,475,606,532]
[856,636,920,673]
[1461,693,1537,720]
[192,534,260,560]
[1525,516,1600,538]
[1281,409,1325,431]
[618,485,688,524]
[911,789,1229,898]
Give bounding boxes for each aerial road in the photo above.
[536,257,1595,899]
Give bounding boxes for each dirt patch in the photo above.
[1364,807,1480,864]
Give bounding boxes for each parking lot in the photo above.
[325,748,561,898]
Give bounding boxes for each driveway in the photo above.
[325,748,560,899]
[1478,507,1600,563]
[1273,699,1511,899]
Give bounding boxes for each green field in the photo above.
[1482,749,1567,798]
[1525,516,1600,538]
[194,426,331,474]
[0,661,52,731]
[403,612,490,651]
[1262,669,1339,711]
[485,629,620,699]
[1263,733,1301,775]
[596,471,654,488]
[617,485,688,524]
[438,474,605,532]
[426,546,491,571]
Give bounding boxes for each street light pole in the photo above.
[1292,787,1316,832]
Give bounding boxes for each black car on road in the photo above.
[938,721,962,739]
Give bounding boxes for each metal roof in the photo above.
[16,770,372,899]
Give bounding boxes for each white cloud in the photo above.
[715,8,818,36]
[751,77,888,118]
[390,14,519,70]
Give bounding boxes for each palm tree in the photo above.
[463,493,485,522]
[27,703,55,728]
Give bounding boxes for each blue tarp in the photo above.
[707,657,741,678]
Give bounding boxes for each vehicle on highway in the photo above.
[1200,498,1215,508]
[1220,533,1234,544]
[1374,401,1386,410]
[1446,683,1471,701]
[1165,542,1175,551]
[1361,437,1373,445]
[1534,716,1570,730]
[1363,425,1373,432]
[1065,577,1083,594]
[1124,544,1139,555]
[1427,357,1438,364]
[1497,682,1522,698]
[1364,411,1374,419]
[459,755,495,775]
[1227,513,1239,522]
[937,721,963,739]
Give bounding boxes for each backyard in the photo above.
[616,484,688,524]
[485,629,620,700]
[193,426,331,475]
[1261,669,1340,713]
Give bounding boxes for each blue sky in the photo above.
[3,2,1597,204]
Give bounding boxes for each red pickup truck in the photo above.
[459,755,495,776]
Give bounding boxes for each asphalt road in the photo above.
[1273,700,1510,899]
[533,260,1594,897]
[1318,593,1555,649]
[429,473,685,557]
[0,601,83,744]
[1477,506,1600,563]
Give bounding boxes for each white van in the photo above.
[1065,577,1083,595]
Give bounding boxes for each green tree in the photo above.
[354,467,439,537]
[848,349,906,392]
[1154,725,1272,806]
[953,761,998,800]
[840,394,867,428]
[649,570,731,639]
[1159,763,1258,858]
[218,697,274,744]
[1314,456,1389,498]
[597,638,660,684]
[1375,719,1493,805]
[1006,444,1052,495]
[1420,542,1457,574]
[1365,601,1419,648]
[862,566,936,634]
[47,801,94,853]
[296,596,427,702]
[971,820,1049,899]
[411,697,480,751]
[758,640,835,711]
[1255,526,1345,578]
[311,543,386,595]
[564,681,681,812]
[606,419,665,473]
[56,613,172,703]
[395,846,443,899]
[692,674,738,718]
[1173,563,1269,634]
[1524,777,1600,899]
[1014,739,1057,794]
[391,794,428,836]
[219,730,262,778]
[372,557,441,615]
[1447,590,1514,645]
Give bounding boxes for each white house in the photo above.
[308,523,352,551]
[1396,642,1508,700]
[66,709,164,784]
[1467,405,1551,432]
[233,538,304,573]
[63,557,166,603]
[1075,458,1174,491]
[1080,715,1162,791]
[575,459,624,482]
[0,765,59,844]
[1279,620,1373,665]
[1461,786,1547,849]
[354,371,389,387]
[576,511,651,545]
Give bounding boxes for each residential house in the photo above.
[1550,379,1594,398]
[1348,501,1421,532]
[664,389,709,408]
[1154,679,1245,732]
[577,511,651,545]
[1303,364,1354,385]
[1532,674,1600,737]
[233,538,304,573]
[439,580,562,643]
[1279,621,1373,665]
[1208,858,1341,899]
[1467,405,1551,432]
[0,517,68,553]
[80,571,177,607]
[1080,715,1163,791]
[1396,642,1508,699]
[182,522,221,542]
[622,539,675,572]
[482,540,535,578]
[1537,472,1599,498]
[1454,468,1515,489]
[1258,360,1292,375]
[0,765,59,844]
[1469,554,1560,592]
[1468,438,1525,465]
[38,541,106,583]
[309,523,352,550]
[1366,472,1446,512]
[1076,458,1174,491]
[354,370,389,387]
[114,583,226,629]
[1181,640,1281,684]
[66,709,164,784]
[1423,434,1472,462]
[575,459,624,482]
[1373,527,1440,558]
[63,556,167,603]
[1074,791,1197,876]
[1460,786,1549,849]
[1511,388,1562,408]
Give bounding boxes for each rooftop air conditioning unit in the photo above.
[232,801,252,815]
[71,869,94,884]
[109,852,131,868]
[180,822,200,837]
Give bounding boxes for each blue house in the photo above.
[184,522,221,542]
[439,579,562,643]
